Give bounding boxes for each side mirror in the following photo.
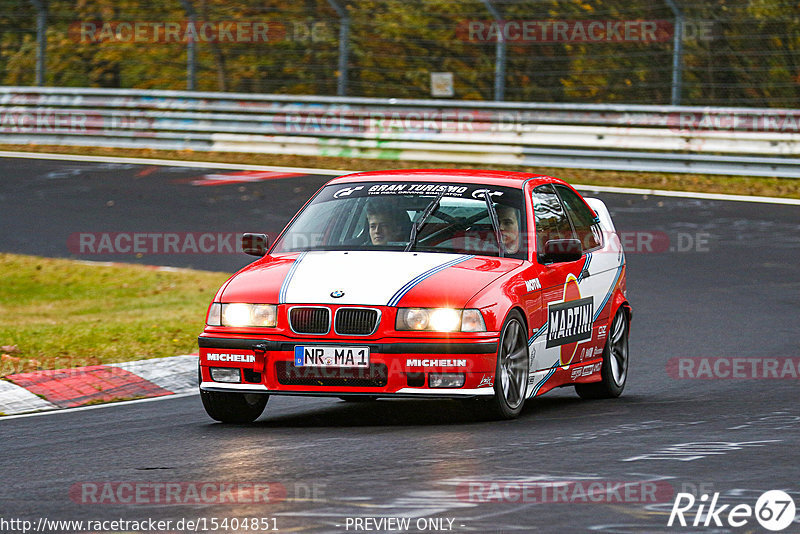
[242,233,269,256]
[540,239,582,264]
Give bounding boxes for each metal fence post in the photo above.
[178,0,198,91]
[664,0,684,106]
[327,0,350,96]
[480,0,505,101]
[29,0,47,86]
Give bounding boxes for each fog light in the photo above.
[210,367,241,383]
[428,373,465,388]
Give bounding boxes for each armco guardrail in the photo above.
[2,87,800,177]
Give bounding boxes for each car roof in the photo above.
[327,169,566,189]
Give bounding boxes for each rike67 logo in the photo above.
[668,490,796,531]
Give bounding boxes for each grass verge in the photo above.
[2,144,800,199]
[0,253,230,376]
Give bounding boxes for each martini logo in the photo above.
[546,274,593,361]
[547,297,593,348]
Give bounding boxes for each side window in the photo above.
[278,199,344,250]
[555,185,602,251]
[532,184,575,256]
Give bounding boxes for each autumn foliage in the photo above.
[0,0,798,106]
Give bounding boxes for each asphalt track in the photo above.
[1,156,799,533]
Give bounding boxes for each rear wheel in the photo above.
[575,307,629,399]
[200,389,269,423]
[478,311,530,420]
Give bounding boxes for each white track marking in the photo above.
[0,150,346,175]
[1,151,799,205]
[0,391,198,421]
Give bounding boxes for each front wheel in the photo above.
[200,389,269,423]
[575,307,629,399]
[480,311,530,420]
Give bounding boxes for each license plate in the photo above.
[294,346,370,368]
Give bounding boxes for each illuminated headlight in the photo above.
[429,373,466,388]
[210,367,241,383]
[396,308,486,332]
[430,308,461,331]
[217,303,277,327]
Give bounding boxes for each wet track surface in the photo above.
[1,156,799,533]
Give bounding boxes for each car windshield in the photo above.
[271,181,527,258]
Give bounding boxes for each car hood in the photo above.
[220,250,524,308]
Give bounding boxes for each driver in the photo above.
[366,202,407,245]
[496,204,521,254]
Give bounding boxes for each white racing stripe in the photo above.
[282,251,471,306]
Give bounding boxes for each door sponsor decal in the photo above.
[546,274,594,366]
[524,278,541,292]
[546,297,593,348]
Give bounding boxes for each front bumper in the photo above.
[198,335,499,398]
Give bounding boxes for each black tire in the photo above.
[200,390,269,423]
[575,307,629,399]
[476,310,530,420]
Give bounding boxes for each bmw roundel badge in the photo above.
[330,290,345,298]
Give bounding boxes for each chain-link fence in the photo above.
[1,0,798,107]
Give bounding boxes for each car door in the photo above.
[528,184,601,379]
[554,184,617,356]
